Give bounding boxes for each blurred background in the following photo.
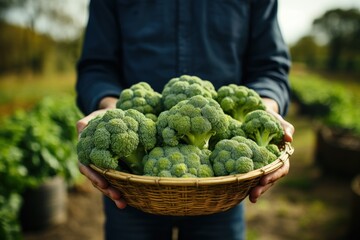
[0,0,359,239]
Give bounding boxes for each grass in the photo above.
[0,71,77,117]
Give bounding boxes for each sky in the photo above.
[278,0,360,44]
[4,0,360,43]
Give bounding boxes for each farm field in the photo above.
[1,68,358,240]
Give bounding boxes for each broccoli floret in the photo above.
[143,144,214,178]
[266,144,281,157]
[209,114,246,149]
[161,75,217,110]
[232,136,278,169]
[216,84,266,122]
[157,95,229,149]
[241,109,284,147]
[77,109,157,174]
[209,138,254,176]
[116,82,162,120]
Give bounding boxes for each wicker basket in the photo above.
[90,143,294,216]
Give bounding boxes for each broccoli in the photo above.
[77,109,157,174]
[266,144,281,157]
[216,84,266,122]
[209,114,246,149]
[161,75,217,110]
[156,95,229,149]
[209,138,254,176]
[143,144,214,178]
[232,136,278,169]
[241,109,284,147]
[116,82,162,121]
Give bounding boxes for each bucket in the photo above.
[20,176,68,231]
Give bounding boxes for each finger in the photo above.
[79,163,109,189]
[92,181,127,208]
[249,182,275,203]
[92,183,127,209]
[259,159,290,186]
[249,159,290,203]
[76,109,108,134]
[114,199,127,209]
[282,121,295,143]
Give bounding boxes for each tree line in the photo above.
[0,0,85,75]
[0,21,82,74]
[290,8,360,74]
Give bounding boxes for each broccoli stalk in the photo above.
[182,131,215,149]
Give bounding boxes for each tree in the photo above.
[312,8,360,71]
[1,0,87,40]
[290,35,325,68]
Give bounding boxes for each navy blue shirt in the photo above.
[76,0,291,116]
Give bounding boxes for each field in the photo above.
[1,68,358,240]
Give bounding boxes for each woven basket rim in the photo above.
[90,142,294,187]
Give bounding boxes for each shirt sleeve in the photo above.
[76,0,122,115]
[243,0,291,116]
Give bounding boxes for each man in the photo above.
[76,0,295,239]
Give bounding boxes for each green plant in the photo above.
[291,73,360,137]
[324,95,360,136]
[0,95,83,238]
[0,193,22,240]
[0,95,83,187]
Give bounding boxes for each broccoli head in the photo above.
[209,138,254,176]
[241,109,284,147]
[157,95,229,149]
[116,82,162,121]
[77,109,156,174]
[216,84,266,122]
[209,114,246,149]
[232,136,279,169]
[161,75,217,110]
[143,144,214,178]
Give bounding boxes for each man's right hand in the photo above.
[76,97,127,209]
[78,162,127,209]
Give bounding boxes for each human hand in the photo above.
[248,98,295,203]
[76,97,127,209]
